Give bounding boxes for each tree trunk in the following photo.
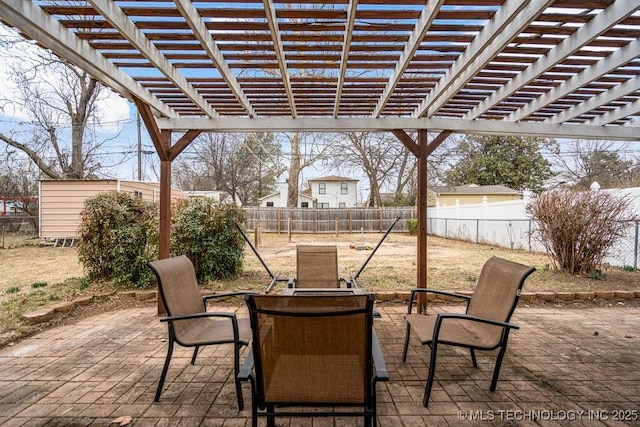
[287,132,301,208]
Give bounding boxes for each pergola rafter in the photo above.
[173,0,256,118]
[334,0,358,117]
[466,0,639,121]
[372,0,444,118]
[412,0,556,118]
[87,0,218,118]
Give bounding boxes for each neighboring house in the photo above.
[39,179,188,241]
[308,175,358,208]
[258,182,315,208]
[430,184,521,207]
[185,190,224,202]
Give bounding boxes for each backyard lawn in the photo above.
[1,231,638,347]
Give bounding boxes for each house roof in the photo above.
[2,1,638,141]
[430,184,520,195]
[257,190,315,202]
[308,175,359,182]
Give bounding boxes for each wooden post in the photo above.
[254,223,261,248]
[313,209,317,234]
[288,217,292,242]
[335,218,339,238]
[349,209,353,234]
[417,129,429,314]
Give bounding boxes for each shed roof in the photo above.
[431,184,520,195]
[1,1,638,140]
[308,175,359,182]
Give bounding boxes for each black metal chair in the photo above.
[402,256,535,407]
[239,293,388,427]
[148,255,253,409]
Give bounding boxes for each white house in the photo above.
[308,175,358,208]
[258,182,315,208]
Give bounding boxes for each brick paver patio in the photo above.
[1,302,639,426]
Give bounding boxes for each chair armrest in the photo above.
[371,330,389,381]
[407,288,472,314]
[202,291,257,303]
[237,351,254,382]
[160,311,237,323]
[434,312,520,331]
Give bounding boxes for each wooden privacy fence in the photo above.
[244,207,416,234]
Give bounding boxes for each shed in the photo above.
[430,184,521,207]
[39,180,188,242]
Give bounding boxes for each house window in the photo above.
[134,191,143,199]
[338,202,346,208]
[318,182,326,194]
[301,202,309,208]
[266,201,274,207]
[319,202,330,209]
[341,183,348,194]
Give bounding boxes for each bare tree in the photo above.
[552,140,639,190]
[174,132,284,205]
[0,26,122,179]
[323,132,403,207]
[284,132,331,207]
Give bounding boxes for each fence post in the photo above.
[349,209,353,234]
[634,221,639,270]
[313,209,317,234]
[379,207,383,232]
[335,218,339,238]
[254,223,261,248]
[476,219,479,244]
[288,217,292,242]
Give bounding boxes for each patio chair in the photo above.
[148,255,253,410]
[288,244,355,288]
[239,294,388,427]
[401,256,535,407]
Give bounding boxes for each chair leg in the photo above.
[423,342,439,407]
[266,404,275,427]
[401,323,411,362]
[490,344,508,392]
[470,348,478,368]
[155,337,175,402]
[191,346,199,365]
[234,343,244,411]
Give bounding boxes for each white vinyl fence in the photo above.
[427,188,640,269]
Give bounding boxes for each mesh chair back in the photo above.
[295,245,339,288]
[467,257,535,323]
[149,255,205,339]
[246,294,374,405]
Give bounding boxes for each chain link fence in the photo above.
[427,217,640,269]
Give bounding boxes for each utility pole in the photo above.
[137,110,142,181]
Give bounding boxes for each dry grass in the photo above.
[1,231,638,347]
[3,232,639,299]
[206,232,640,294]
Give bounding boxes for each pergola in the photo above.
[2,0,639,310]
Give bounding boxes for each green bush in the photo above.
[171,198,246,282]
[406,219,418,235]
[77,191,158,288]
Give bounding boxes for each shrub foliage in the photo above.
[171,198,246,282]
[77,191,158,288]
[526,188,633,275]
